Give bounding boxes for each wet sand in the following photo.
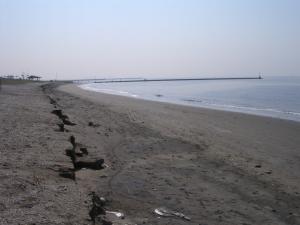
[0,82,300,225]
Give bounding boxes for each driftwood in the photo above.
[74,159,105,170]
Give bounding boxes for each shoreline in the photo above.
[76,83,300,125]
[78,83,300,123]
[1,82,300,224]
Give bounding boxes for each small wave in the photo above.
[79,84,139,98]
[183,99,202,103]
[182,98,300,118]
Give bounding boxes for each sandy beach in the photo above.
[0,82,300,225]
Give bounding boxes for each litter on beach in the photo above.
[154,207,191,221]
[106,210,125,219]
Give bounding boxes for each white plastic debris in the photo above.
[154,207,191,221]
[106,210,125,219]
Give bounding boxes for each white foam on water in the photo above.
[80,84,139,98]
[187,99,300,120]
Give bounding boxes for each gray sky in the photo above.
[0,0,299,80]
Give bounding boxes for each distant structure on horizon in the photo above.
[0,74,42,81]
[73,76,263,84]
[27,75,41,81]
[93,76,263,84]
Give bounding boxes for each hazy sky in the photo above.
[0,0,299,80]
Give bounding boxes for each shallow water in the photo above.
[79,76,300,122]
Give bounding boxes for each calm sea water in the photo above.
[79,76,300,122]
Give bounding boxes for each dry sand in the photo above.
[0,82,299,225]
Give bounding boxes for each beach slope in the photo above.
[0,82,299,225]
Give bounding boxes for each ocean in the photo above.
[78,76,300,122]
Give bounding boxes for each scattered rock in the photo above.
[74,159,105,170]
[57,123,65,132]
[52,109,68,120]
[52,109,76,126]
[66,149,83,158]
[62,118,76,126]
[88,122,100,127]
[49,96,57,105]
[80,147,89,155]
[69,136,76,148]
[89,192,106,224]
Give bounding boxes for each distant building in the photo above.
[27,75,41,81]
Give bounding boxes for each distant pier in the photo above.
[91,76,262,84]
